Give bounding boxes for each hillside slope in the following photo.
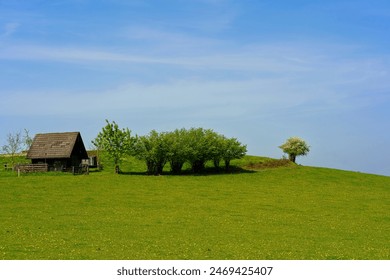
[0,155,389,259]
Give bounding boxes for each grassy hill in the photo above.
[0,155,389,259]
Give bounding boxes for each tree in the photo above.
[165,129,191,174]
[92,120,135,173]
[23,129,33,151]
[221,137,247,171]
[279,137,310,163]
[2,132,23,166]
[133,130,170,175]
[186,128,219,173]
[211,134,225,169]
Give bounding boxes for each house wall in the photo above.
[31,158,70,171]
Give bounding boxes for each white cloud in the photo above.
[1,40,390,122]
[1,68,386,120]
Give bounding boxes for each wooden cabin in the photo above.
[26,132,88,171]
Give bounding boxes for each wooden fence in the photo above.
[15,164,49,173]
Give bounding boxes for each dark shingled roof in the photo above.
[27,132,85,159]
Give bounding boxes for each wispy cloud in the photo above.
[1,37,390,121]
[118,26,223,54]
[1,22,19,37]
[0,44,169,64]
[0,41,358,73]
[2,59,389,119]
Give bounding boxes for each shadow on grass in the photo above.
[120,166,256,176]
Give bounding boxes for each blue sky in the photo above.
[1,0,390,176]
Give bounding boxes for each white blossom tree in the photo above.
[279,137,310,163]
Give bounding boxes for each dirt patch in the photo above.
[244,158,293,170]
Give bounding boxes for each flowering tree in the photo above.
[279,137,310,163]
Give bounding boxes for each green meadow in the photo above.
[0,155,389,260]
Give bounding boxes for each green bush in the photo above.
[132,127,247,175]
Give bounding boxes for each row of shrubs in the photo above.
[93,121,247,175]
[134,128,247,175]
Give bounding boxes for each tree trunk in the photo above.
[224,160,230,172]
[213,158,220,169]
[192,160,205,173]
[170,160,184,174]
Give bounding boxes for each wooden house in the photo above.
[26,132,89,171]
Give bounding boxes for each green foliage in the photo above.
[165,129,191,174]
[132,127,247,174]
[279,136,310,163]
[174,128,247,173]
[134,130,170,175]
[185,128,219,173]
[221,137,247,171]
[92,121,247,175]
[92,120,135,173]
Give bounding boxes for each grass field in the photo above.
[0,155,389,259]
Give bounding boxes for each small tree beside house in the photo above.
[92,120,135,174]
